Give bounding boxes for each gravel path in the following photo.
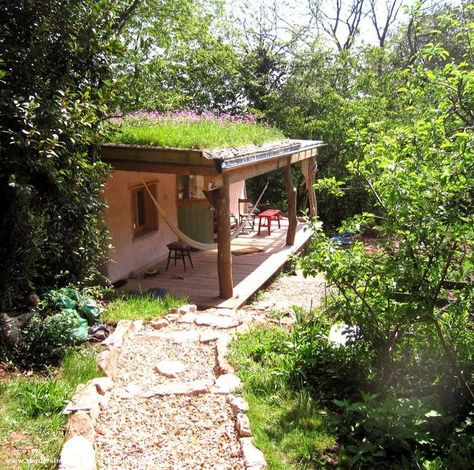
[94,315,250,470]
[92,271,329,469]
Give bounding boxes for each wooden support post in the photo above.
[216,174,233,298]
[283,162,297,246]
[301,158,318,218]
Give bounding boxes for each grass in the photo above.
[0,347,101,469]
[229,327,337,469]
[106,119,285,149]
[103,293,187,322]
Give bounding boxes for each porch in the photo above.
[122,218,312,309]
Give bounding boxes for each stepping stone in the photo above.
[213,374,242,394]
[194,314,241,329]
[170,330,200,343]
[199,330,221,343]
[150,318,169,330]
[178,313,196,324]
[154,360,186,378]
[125,383,142,397]
[142,380,212,397]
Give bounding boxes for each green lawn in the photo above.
[106,119,285,149]
[103,293,187,322]
[229,328,337,469]
[0,348,101,470]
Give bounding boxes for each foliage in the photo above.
[0,347,100,469]
[115,0,243,113]
[106,110,284,149]
[229,327,337,469]
[332,394,449,468]
[103,292,187,322]
[0,0,130,309]
[297,17,474,468]
[283,307,375,401]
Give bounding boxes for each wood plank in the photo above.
[123,219,312,309]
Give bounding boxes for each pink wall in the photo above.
[103,172,246,282]
[229,180,246,217]
[103,171,177,282]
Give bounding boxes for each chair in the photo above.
[238,198,260,232]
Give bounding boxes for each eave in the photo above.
[101,139,325,178]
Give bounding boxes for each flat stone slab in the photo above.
[199,330,221,343]
[154,359,186,378]
[240,438,267,469]
[212,374,242,394]
[178,312,196,324]
[195,314,242,329]
[142,380,213,398]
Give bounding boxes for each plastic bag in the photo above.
[79,299,102,325]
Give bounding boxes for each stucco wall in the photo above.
[103,173,246,282]
[229,180,246,217]
[103,171,177,282]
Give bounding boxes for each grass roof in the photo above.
[105,110,285,150]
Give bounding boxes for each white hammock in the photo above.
[141,176,268,251]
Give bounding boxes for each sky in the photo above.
[226,0,460,48]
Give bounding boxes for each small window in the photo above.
[132,184,158,237]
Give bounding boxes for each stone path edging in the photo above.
[58,306,267,470]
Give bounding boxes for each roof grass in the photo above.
[105,110,285,149]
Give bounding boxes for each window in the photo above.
[177,175,206,200]
[132,184,158,237]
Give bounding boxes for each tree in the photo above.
[301,24,474,408]
[0,0,138,309]
[115,0,243,112]
[308,0,366,51]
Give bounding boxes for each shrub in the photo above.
[282,307,375,401]
[10,312,86,368]
[331,393,466,469]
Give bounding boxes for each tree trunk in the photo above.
[284,163,297,245]
[301,158,318,218]
[216,174,233,298]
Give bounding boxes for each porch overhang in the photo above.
[100,139,324,179]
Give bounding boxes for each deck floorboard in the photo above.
[123,218,312,309]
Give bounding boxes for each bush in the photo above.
[331,394,474,469]
[12,312,86,368]
[282,307,375,401]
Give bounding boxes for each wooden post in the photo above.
[283,162,297,246]
[216,174,233,298]
[301,157,318,218]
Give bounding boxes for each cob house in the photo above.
[101,116,323,308]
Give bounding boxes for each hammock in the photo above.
[141,176,268,251]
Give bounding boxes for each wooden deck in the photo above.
[123,218,312,309]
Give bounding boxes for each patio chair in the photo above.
[238,198,260,232]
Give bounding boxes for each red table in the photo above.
[257,209,281,235]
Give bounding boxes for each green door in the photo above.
[178,204,214,244]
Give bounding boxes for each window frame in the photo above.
[131,183,158,238]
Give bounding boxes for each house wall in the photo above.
[229,180,246,217]
[103,171,177,282]
[103,173,246,282]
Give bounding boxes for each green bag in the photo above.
[79,299,102,325]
